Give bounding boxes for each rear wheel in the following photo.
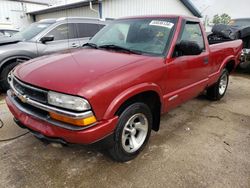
[0,62,19,92]
[109,103,152,162]
[207,69,229,100]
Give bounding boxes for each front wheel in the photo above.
[207,69,229,100]
[0,62,19,92]
[109,103,152,162]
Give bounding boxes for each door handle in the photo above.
[204,57,209,64]
[71,43,80,48]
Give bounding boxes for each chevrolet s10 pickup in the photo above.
[6,15,242,162]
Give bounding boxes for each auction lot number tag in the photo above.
[149,20,174,29]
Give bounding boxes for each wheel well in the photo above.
[0,57,30,74]
[225,60,235,74]
[115,91,161,132]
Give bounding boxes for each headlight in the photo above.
[48,91,91,111]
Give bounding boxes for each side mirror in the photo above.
[40,35,54,44]
[175,40,203,56]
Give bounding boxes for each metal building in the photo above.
[0,0,49,29]
[27,0,202,22]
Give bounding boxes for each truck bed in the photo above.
[208,40,242,78]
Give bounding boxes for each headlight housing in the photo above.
[48,91,91,111]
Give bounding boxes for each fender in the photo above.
[211,55,235,77]
[103,83,164,119]
[208,55,236,87]
[219,55,236,72]
[0,55,32,71]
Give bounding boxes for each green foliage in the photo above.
[212,13,231,25]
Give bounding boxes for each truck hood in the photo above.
[14,49,149,95]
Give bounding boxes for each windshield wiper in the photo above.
[98,44,142,55]
[82,42,99,49]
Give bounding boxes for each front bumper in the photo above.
[6,91,118,144]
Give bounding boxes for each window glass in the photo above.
[97,23,129,45]
[90,18,177,56]
[12,23,51,41]
[45,23,76,41]
[180,22,205,50]
[77,23,105,38]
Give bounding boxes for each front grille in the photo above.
[13,77,48,104]
[14,95,49,117]
[8,91,88,131]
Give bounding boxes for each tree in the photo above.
[212,13,231,25]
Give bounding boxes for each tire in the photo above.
[207,69,229,100]
[0,62,19,92]
[108,102,152,162]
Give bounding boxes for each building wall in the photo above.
[0,0,47,29]
[25,3,48,12]
[35,5,99,21]
[102,0,194,18]
[34,0,194,21]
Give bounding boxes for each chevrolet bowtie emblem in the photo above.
[19,95,28,103]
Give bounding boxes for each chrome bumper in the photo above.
[241,48,250,63]
[7,90,96,131]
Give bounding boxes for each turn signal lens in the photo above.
[49,112,97,127]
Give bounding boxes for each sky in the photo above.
[191,0,250,19]
[191,0,214,10]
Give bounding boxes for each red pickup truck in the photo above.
[6,15,242,162]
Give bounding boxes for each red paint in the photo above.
[6,96,118,144]
[7,15,242,144]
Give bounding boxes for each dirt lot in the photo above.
[0,74,249,188]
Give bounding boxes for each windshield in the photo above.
[12,22,52,41]
[90,18,177,56]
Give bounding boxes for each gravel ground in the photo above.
[0,74,249,188]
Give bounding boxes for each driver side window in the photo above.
[45,23,76,41]
[180,22,205,50]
